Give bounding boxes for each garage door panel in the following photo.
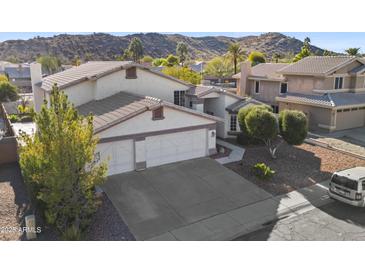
[146,129,207,168]
[97,140,134,176]
[336,109,365,131]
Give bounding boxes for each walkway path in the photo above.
[215,139,245,164]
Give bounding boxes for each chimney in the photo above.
[30,62,43,113]
[239,61,252,97]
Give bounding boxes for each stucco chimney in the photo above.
[239,61,252,97]
[30,62,43,112]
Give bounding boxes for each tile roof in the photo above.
[226,98,267,113]
[41,61,132,91]
[41,61,193,92]
[250,63,288,80]
[5,66,31,79]
[277,56,364,75]
[188,85,244,100]
[277,92,365,108]
[77,91,222,133]
[77,91,160,133]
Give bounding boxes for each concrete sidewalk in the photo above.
[215,139,245,164]
[148,181,332,241]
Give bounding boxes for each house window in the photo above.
[334,77,343,89]
[152,106,164,120]
[255,81,260,93]
[174,90,185,106]
[189,101,193,108]
[280,82,288,94]
[126,67,137,79]
[230,115,237,131]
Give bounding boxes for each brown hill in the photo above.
[0,32,327,63]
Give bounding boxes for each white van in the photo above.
[328,167,365,207]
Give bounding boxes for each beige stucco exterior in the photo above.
[247,79,281,105]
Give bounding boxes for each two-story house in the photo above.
[31,61,221,175]
[235,56,365,132]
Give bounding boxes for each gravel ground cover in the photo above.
[225,143,365,196]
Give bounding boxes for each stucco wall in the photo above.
[97,106,216,139]
[248,79,281,104]
[286,75,325,94]
[63,81,96,107]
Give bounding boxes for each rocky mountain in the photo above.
[0,32,326,63]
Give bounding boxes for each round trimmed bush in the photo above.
[279,110,308,145]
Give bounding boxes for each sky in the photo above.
[0,32,364,53]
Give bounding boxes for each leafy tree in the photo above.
[237,105,272,145]
[204,56,233,78]
[0,80,18,103]
[245,108,279,158]
[293,37,311,62]
[127,37,144,62]
[152,58,168,67]
[0,74,9,82]
[72,56,81,66]
[84,52,93,62]
[176,42,188,66]
[272,53,282,63]
[323,49,332,56]
[345,47,361,56]
[36,55,61,74]
[248,51,266,66]
[141,55,153,63]
[162,66,201,85]
[279,110,308,145]
[166,54,179,66]
[19,85,107,240]
[227,42,246,74]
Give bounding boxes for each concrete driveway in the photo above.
[102,158,272,240]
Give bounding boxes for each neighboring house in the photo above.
[2,64,32,93]
[235,56,365,132]
[189,61,205,74]
[202,75,237,90]
[233,62,288,113]
[30,61,220,175]
[186,85,267,138]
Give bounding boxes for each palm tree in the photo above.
[128,37,144,63]
[176,42,188,67]
[345,47,361,56]
[227,42,245,74]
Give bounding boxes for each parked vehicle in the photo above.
[328,167,365,207]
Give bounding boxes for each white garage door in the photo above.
[146,129,207,168]
[96,140,134,176]
[336,109,365,131]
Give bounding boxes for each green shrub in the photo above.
[8,114,20,123]
[279,110,308,145]
[252,163,275,179]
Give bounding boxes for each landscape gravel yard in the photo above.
[225,143,365,196]
[0,164,29,241]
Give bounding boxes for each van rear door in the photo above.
[331,174,359,200]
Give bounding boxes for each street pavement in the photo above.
[235,200,365,241]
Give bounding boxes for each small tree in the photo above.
[176,42,188,66]
[19,84,107,240]
[0,80,18,103]
[237,105,272,145]
[245,108,279,158]
[166,54,179,66]
[279,110,308,145]
[36,55,61,74]
[293,37,311,62]
[141,55,153,63]
[248,51,266,66]
[204,56,233,78]
[152,58,168,67]
[0,74,9,82]
[345,47,361,56]
[128,37,144,63]
[162,66,201,85]
[272,53,282,63]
